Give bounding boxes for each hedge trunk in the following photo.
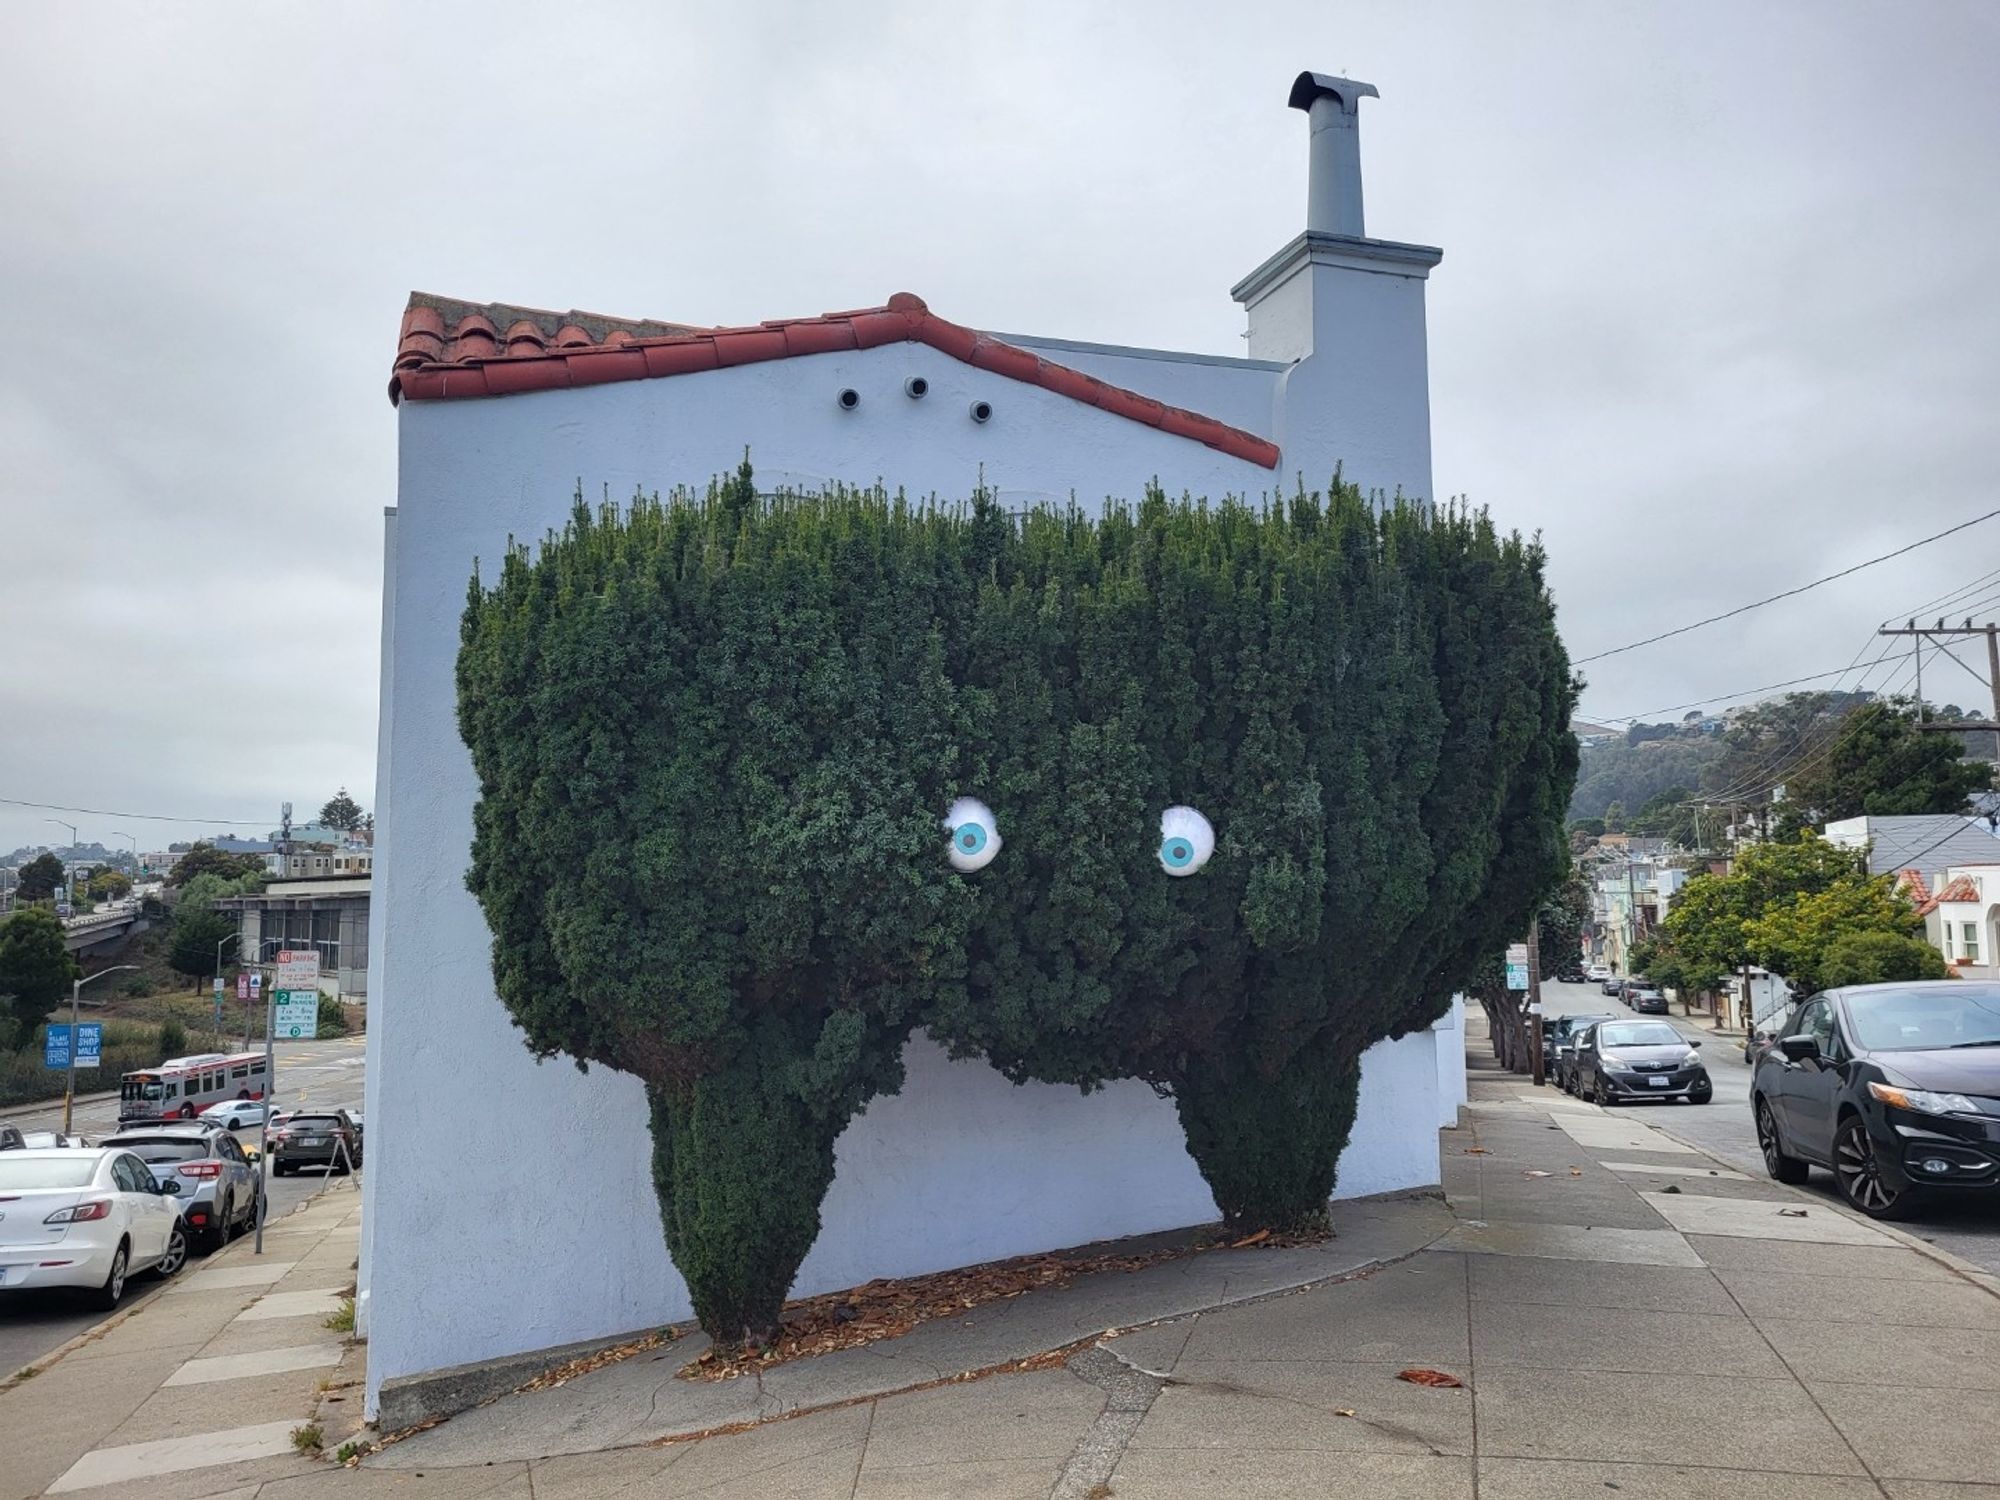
[1173,1041,1362,1233]
[646,1046,847,1350]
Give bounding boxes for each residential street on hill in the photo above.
[1539,979,2000,1276]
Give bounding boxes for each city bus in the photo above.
[118,1051,271,1122]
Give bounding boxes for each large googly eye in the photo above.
[943,797,1002,872]
[1158,806,1215,877]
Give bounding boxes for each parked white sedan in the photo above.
[0,1148,188,1307]
[200,1099,269,1131]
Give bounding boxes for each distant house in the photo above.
[1916,865,2000,979]
[1822,814,2000,881]
[1570,718,1622,748]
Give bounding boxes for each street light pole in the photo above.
[45,819,78,906]
[64,965,139,1133]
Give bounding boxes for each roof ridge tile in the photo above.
[390,291,1279,468]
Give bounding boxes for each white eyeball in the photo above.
[943,797,1002,872]
[1158,806,1215,877]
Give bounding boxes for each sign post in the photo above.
[255,949,317,1255]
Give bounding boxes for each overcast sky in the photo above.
[4,1,1998,854]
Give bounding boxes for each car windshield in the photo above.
[107,1138,210,1164]
[0,1156,98,1189]
[1844,987,2000,1051]
[1597,1023,1683,1048]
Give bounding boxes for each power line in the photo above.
[1893,565,2000,624]
[1586,663,1874,725]
[0,796,270,828]
[1698,640,1913,807]
[1573,506,2000,665]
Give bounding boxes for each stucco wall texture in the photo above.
[364,306,1454,1412]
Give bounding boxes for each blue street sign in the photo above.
[44,1023,102,1069]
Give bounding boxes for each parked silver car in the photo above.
[99,1123,259,1251]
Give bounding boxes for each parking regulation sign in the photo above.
[274,990,319,1039]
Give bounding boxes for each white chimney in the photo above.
[1232,70,1444,505]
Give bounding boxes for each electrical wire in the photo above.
[0,796,270,827]
[1572,506,2000,665]
[1586,663,1875,725]
[1889,564,2000,625]
[1697,642,1913,807]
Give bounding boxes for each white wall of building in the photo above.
[365,325,1444,1414]
[1433,995,1468,1127]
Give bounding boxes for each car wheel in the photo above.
[1689,1079,1713,1105]
[88,1242,130,1311]
[154,1223,188,1279]
[1834,1115,1914,1220]
[178,1103,196,1119]
[241,1194,259,1235]
[1756,1099,1810,1184]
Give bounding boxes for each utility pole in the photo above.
[1527,918,1546,1087]
[1879,622,2000,739]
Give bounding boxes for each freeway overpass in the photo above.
[61,901,151,959]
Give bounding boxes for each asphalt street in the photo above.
[1538,977,2000,1275]
[0,1031,367,1374]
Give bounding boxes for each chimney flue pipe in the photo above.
[1288,71,1378,237]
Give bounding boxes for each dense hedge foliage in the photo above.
[459,465,1575,1343]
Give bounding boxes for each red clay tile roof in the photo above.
[1917,871,1982,913]
[391,291,1281,469]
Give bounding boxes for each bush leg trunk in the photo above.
[1172,1040,1363,1234]
[644,1054,845,1354]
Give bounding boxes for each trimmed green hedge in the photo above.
[458,466,1575,1345]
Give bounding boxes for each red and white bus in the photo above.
[118,1052,271,1123]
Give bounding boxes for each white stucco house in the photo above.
[360,72,1461,1420]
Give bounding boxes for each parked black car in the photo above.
[1574,1018,1712,1105]
[1627,985,1669,1016]
[1546,1013,1618,1093]
[1751,981,2000,1219]
[1555,964,1588,985]
[269,1110,363,1176]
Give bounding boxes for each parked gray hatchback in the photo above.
[99,1122,259,1251]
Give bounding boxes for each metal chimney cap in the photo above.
[1288,72,1378,115]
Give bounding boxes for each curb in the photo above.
[1642,1115,2000,1293]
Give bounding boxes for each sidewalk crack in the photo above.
[845,1399,876,1500]
[1047,1344,1167,1499]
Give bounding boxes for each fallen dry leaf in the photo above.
[1397,1368,1465,1389]
[1462,1147,1491,1155]
[1230,1228,1272,1248]
[1778,1208,1808,1218]
[1334,1407,1357,1417]
[1568,1168,1583,1177]
[1522,1170,1552,1179]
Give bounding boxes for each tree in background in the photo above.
[1643,834,1912,999]
[0,908,80,1049]
[87,870,133,902]
[166,870,258,985]
[1602,800,1627,834]
[1629,786,1707,849]
[1779,698,1991,827]
[14,852,65,904]
[1568,733,1725,822]
[166,843,266,888]
[1817,930,1950,987]
[318,789,365,833]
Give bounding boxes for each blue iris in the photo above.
[1160,836,1195,870]
[954,823,989,856]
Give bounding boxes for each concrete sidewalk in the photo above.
[9,1017,1999,1497]
[0,1184,363,1500]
